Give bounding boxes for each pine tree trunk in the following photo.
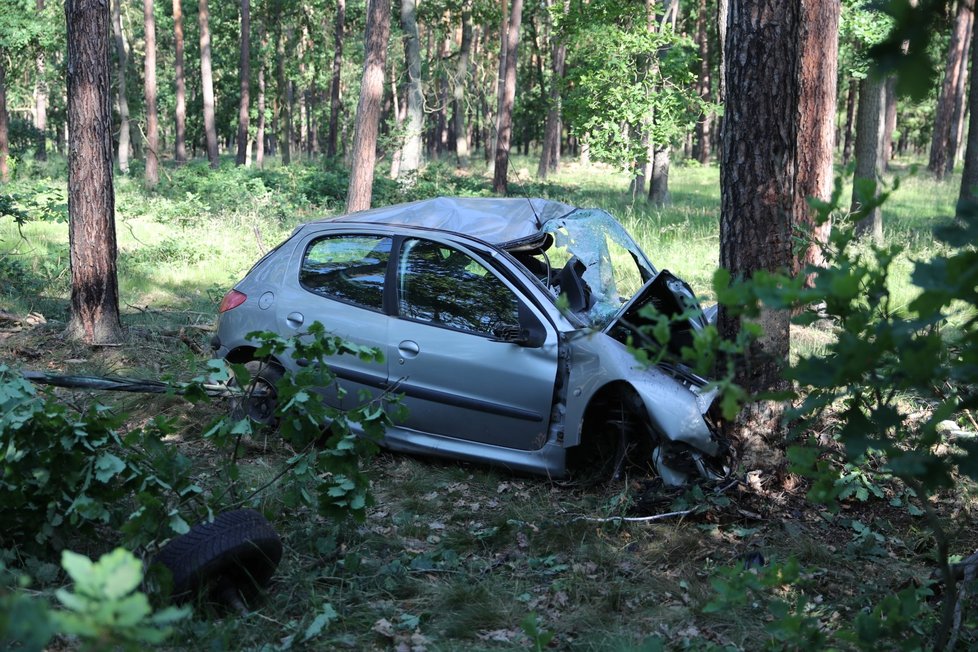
[719,0,801,474]
[33,0,48,161]
[346,0,391,212]
[841,78,856,165]
[235,0,251,165]
[199,0,219,167]
[256,20,267,167]
[454,5,473,169]
[649,147,670,205]
[143,0,159,186]
[492,0,523,194]
[883,76,897,170]
[929,0,973,179]
[694,0,712,164]
[276,20,292,165]
[396,0,424,177]
[488,0,509,175]
[327,0,345,159]
[66,0,123,344]
[112,0,131,174]
[538,0,566,179]
[173,0,187,163]
[795,0,838,275]
[958,11,978,212]
[851,74,885,243]
[948,6,974,176]
[0,62,8,183]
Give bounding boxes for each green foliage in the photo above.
[0,561,55,651]
[217,321,401,522]
[520,613,555,651]
[53,548,190,650]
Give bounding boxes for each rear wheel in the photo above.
[230,360,283,426]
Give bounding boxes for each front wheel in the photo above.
[230,360,283,426]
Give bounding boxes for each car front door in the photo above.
[390,237,559,451]
[275,232,391,408]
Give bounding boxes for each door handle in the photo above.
[398,340,420,358]
[286,311,304,328]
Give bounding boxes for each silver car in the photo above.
[213,197,728,485]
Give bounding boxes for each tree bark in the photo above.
[719,0,801,473]
[488,0,509,174]
[538,0,566,179]
[794,0,838,276]
[694,0,712,164]
[236,0,251,165]
[841,78,856,165]
[649,147,671,205]
[199,0,219,168]
[65,0,123,344]
[111,0,131,174]
[0,62,8,183]
[256,20,267,167]
[276,18,292,165]
[173,0,187,164]
[346,0,391,212]
[929,0,973,179]
[395,0,424,178]
[958,9,978,211]
[143,0,159,186]
[883,75,897,170]
[948,5,974,176]
[851,74,886,244]
[326,0,345,159]
[454,3,473,169]
[492,0,523,195]
[33,0,48,161]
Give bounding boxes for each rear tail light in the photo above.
[219,289,247,313]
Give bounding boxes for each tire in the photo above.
[569,390,653,486]
[230,360,283,426]
[153,509,283,605]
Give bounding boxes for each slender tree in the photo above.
[199,0,219,167]
[143,0,159,186]
[33,0,47,161]
[694,0,712,164]
[841,78,856,165]
[958,6,978,211]
[111,0,131,174]
[538,0,566,178]
[719,0,801,472]
[0,61,8,183]
[346,0,391,212]
[236,0,251,165]
[396,0,424,178]
[172,0,187,163]
[326,0,345,158]
[929,0,973,179]
[947,5,974,175]
[65,0,123,344]
[454,3,473,169]
[493,0,523,194]
[256,19,267,166]
[851,74,886,243]
[795,0,839,275]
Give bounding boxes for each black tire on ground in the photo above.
[153,509,283,605]
[568,389,654,486]
[230,360,284,426]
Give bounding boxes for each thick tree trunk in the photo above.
[395,0,424,177]
[346,0,391,212]
[794,0,838,275]
[719,0,801,473]
[649,147,670,205]
[66,0,123,344]
[199,0,219,167]
[958,10,978,211]
[930,0,973,179]
[492,0,523,195]
[841,78,856,165]
[34,0,48,161]
[454,4,473,169]
[488,0,509,174]
[235,0,251,165]
[111,0,131,174]
[173,0,187,163]
[0,63,8,183]
[851,74,886,243]
[326,0,345,158]
[883,76,897,169]
[143,0,159,186]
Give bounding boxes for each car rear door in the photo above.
[275,232,391,407]
[389,237,559,451]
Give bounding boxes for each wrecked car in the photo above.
[213,197,728,485]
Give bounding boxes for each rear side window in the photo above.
[300,235,392,311]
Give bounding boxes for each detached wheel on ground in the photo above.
[230,360,283,426]
[153,509,283,608]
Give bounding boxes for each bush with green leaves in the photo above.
[0,548,188,652]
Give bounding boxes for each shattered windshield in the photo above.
[541,209,656,327]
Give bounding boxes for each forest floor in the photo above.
[2,282,976,650]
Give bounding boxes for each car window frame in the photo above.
[296,232,394,314]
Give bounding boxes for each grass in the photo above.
[2,152,976,649]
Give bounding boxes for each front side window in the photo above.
[300,234,392,311]
[398,239,519,335]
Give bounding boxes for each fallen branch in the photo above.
[569,508,698,524]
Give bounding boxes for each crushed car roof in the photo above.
[302,196,577,247]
